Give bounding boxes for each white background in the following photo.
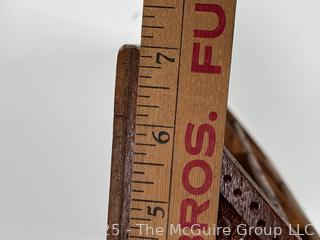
[0,0,319,239]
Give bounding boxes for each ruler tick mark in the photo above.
[139,76,152,80]
[131,208,143,211]
[130,226,141,229]
[133,171,145,175]
[137,123,174,128]
[135,143,156,147]
[136,133,147,136]
[142,35,154,39]
[133,162,164,167]
[144,5,175,9]
[137,104,159,109]
[132,189,145,193]
[138,95,150,99]
[136,113,149,117]
[142,25,164,29]
[130,217,151,221]
[132,199,168,204]
[139,65,161,69]
[141,45,179,51]
[136,123,173,129]
[143,15,155,18]
[132,180,154,185]
[134,152,147,156]
[139,85,170,90]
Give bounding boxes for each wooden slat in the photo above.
[130,1,237,239]
[225,111,320,240]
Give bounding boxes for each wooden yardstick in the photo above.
[110,1,236,240]
[132,1,236,239]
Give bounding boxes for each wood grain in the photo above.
[107,45,139,240]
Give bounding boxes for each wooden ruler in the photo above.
[129,0,236,239]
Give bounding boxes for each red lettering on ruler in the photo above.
[191,3,226,74]
[184,114,216,157]
[179,112,217,239]
[180,198,210,229]
[194,4,226,38]
[182,160,213,195]
[191,43,221,74]
[178,3,226,239]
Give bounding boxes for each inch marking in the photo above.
[139,85,170,90]
[141,56,153,59]
[135,143,156,147]
[139,65,161,69]
[136,123,173,129]
[136,133,147,136]
[132,199,168,204]
[133,162,164,167]
[138,95,150,99]
[133,171,145,175]
[143,15,155,18]
[141,45,179,50]
[142,35,154,39]
[144,5,175,9]
[130,226,141,229]
[132,180,154,185]
[137,104,159,109]
[139,75,152,79]
[132,189,145,193]
[142,25,164,29]
[134,152,147,156]
[136,113,149,117]
[130,217,151,221]
[131,208,143,211]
